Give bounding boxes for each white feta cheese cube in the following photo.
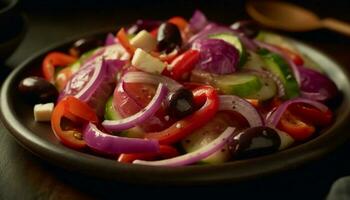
[131,48,166,74]
[34,103,54,122]
[130,30,157,52]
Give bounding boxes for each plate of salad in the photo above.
[1,10,350,184]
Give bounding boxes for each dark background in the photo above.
[1,0,350,199]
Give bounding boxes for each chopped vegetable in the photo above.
[193,38,240,74]
[145,85,219,144]
[51,96,98,149]
[102,83,168,132]
[42,52,77,83]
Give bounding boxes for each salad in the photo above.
[18,10,338,167]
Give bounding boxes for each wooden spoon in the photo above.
[246,0,350,36]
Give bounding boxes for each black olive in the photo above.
[157,22,182,53]
[228,126,281,159]
[69,37,103,57]
[166,88,194,119]
[18,76,58,104]
[231,21,260,39]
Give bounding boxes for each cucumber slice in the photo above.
[181,113,232,164]
[256,31,298,53]
[209,33,247,67]
[246,76,277,101]
[259,50,299,99]
[104,96,144,138]
[104,96,119,120]
[242,51,265,70]
[214,73,262,97]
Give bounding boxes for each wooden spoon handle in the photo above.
[322,18,350,36]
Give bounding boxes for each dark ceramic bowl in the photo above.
[0,0,26,62]
[1,31,350,185]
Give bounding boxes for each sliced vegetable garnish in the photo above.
[59,58,125,116]
[105,33,117,46]
[102,83,168,132]
[255,40,301,85]
[145,85,219,144]
[298,66,338,101]
[219,95,263,127]
[123,71,182,92]
[189,10,208,34]
[258,49,299,99]
[42,52,77,83]
[134,127,235,166]
[51,96,98,149]
[289,103,333,126]
[266,98,329,127]
[277,110,315,141]
[118,145,179,163]
[192,38,240,74]
[117,28,136,55]
[84,123,159,154]
[245,68,285,98]
[168,49,200,80]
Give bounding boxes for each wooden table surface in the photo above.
[1,2,350,199]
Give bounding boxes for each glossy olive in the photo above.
[231,21,260,38]
[69,37,103,57]
[18,76,58,104]
[157,22,182,53]
[166,88,194,119]
[228,126,281,159]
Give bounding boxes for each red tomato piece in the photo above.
[289,103,333,126]
[277,110,315,141]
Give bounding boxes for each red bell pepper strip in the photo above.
[145,85,219,144]
[118,145,179,163]
[277,110,315,141]
[169,49,200,81]
[51,96,98,149]
[116,28,136,55]
[42,52,77,83]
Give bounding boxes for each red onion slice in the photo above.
[59,58,125,116]
[219,95,264,127]
[254,40,301,85]
[105,33,117,46]
[301,91,328,101]
[102,83,168,132]
[122,71,182,92]
[133,127,235,166]
[83,123,159,154]
[189,10,208,34]
[266,98,329,127]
